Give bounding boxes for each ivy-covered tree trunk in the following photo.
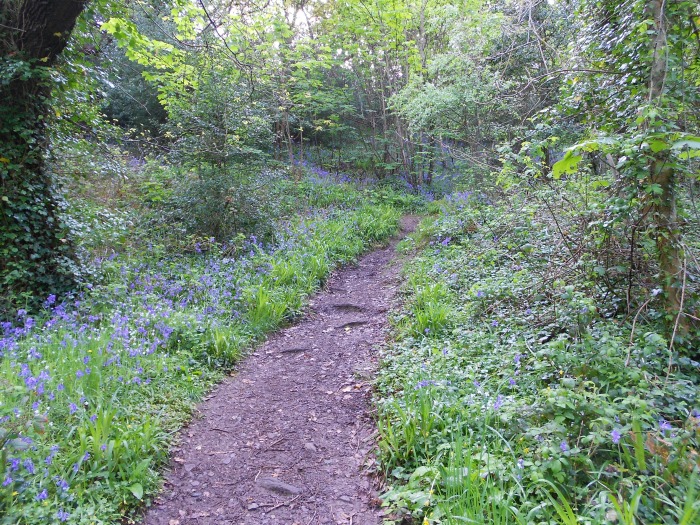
[647,0,684,322]
[0,0,88,310]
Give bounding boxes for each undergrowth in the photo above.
[377,190,699,524]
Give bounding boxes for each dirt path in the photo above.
[143,216,419,525]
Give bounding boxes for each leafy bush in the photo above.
[162,167,281,241]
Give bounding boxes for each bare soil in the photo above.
[142,216,420,525]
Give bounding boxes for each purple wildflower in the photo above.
[493,395,504,410]
[611,429,621,444]
[54,477,69,491]
[23,458,35,474]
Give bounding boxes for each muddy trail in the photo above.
[143,216,420,525]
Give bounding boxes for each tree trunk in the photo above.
[0,0,88,310]
[650,158,682,313]
[647,0,684,323]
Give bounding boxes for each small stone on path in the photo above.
[257,477,303,495]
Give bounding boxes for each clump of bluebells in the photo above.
[377,192,699,524]
[0,198,400,523]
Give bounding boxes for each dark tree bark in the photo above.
[0,0,88,310]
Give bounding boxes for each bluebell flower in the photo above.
[54,477,69,491]
[493,395,504,410]
[23,458,35,474]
